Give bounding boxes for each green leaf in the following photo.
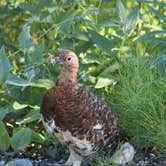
[100,63,121,75]
[60,38,73,50]
[72,32,89,41]
[88,30,114,55]
[148,6,166,22]
[0,46,10,82]
[82,54,101,64]
[19,24,34,53]
[11,128,32,150]
[30,39,45,64]
[0,108,9,121]
[95,77,116,89]
[116,0,127,24]
[125,8,139,36]
[5,161,14,166]
[134,30,166,43]
[151,55,166,74]
[75,41,92,54]
[16,110,40,124]
[0,122,11,152]
[6,74,31,87]
[137,0,166,8]
[31,131,45,143]
[31,79,54,89]
[95,63,119,88]
[18,3,34,12]
[13,101,28,110]
[59,20,73,34]
[57,8,78,23]
[26,14,53,23]
[57,9,79,34]
[98,20,119,28]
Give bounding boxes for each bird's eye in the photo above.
[67,57,72,61]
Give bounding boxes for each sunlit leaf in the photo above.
[31,79,54,89]
[95,63,119,88]
[0,122,11,152]
[11,128,32,150]
[13,101,28,110]
[95,77,116,88]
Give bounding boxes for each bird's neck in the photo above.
[57,68,78,85]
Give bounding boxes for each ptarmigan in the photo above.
[40,50,124,166]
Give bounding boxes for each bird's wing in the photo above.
[40,87,57,121]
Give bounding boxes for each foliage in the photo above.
[110,57,166,152]
[0,0,165,161]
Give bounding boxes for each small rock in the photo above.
[136,160,145,166]
[111,142,135,165]
[14,159,33,166]
[0,160,5,166]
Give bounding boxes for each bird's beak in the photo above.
[55,56,63,65]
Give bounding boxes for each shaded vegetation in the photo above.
[0,0,166,165]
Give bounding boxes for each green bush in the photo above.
[0,0,165,158]
[110,56,166,152]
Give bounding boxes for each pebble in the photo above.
[0,161,5,166]
[136,160,145,166]
[14,159,33,166]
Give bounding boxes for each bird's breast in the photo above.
[41,114,95,156]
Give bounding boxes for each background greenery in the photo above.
[0,0,166,164]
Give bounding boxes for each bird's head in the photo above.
[55,50,79,72]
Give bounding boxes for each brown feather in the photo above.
[40,50,122,165]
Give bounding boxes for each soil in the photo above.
[0,148,166,166]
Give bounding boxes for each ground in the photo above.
[0,148,166,166]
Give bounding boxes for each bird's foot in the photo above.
[63,148,82,166]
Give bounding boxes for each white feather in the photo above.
[93,123,103,130]
[41,115,94,156]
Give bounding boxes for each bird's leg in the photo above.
[64,148,82,166]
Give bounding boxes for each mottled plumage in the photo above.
[40,50,121,166]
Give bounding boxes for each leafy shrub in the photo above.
[109,56,166,152]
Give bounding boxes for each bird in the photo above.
[40,50,124,166]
